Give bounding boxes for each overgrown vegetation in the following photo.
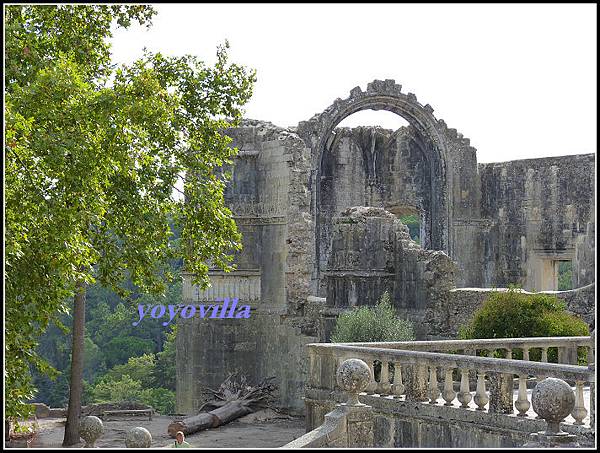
[331,292,415,343]
[557,261,573,291]
[458,286,589,361]
[31,285,179,414]
[399,214,420,244]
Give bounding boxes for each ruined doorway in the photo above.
[532,254,574,291]
[296,80,451,295]
[316,112,438,294]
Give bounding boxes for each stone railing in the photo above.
[307,336,594,430]
[284,358,374,448]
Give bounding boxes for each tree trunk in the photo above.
[167,401,253,437]
[62,280,87,446]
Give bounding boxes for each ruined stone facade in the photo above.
[177,80,595,414]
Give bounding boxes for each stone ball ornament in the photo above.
[79,415,104,447]
[531,377,575,434]
[125,426,152,448]
[336,358,372,405]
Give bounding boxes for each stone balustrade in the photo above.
[335,336,590,364]
[307,336,594,430]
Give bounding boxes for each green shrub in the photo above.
[331,292,415,343]
[103,353,156,388]
[92,374,142,403]
[458,287,589,362]
[103,337,155,368]
[138,387,176,415]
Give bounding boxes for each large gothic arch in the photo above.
[296,79,454,289]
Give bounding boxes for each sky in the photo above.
[110,3,597,163]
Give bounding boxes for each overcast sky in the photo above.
[110,3,597,163]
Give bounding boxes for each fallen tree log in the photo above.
[168,374,276,438]
[168,401,253,437]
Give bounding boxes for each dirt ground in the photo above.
[8,409,306,448]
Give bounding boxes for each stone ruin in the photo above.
[176,80,595,414]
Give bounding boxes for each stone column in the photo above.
[336,358,375,448]
[346,405,374,448]
[488,372,513,414]
[405,363,429,402]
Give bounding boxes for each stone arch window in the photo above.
[297,80,453,288]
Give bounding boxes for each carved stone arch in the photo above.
[297,79,453,289]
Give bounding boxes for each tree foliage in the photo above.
[153,325,178,391]
[5,3,256,423]
[330,292,415,343]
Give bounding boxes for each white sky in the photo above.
[110,3,597,163]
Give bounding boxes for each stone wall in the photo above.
[177,120,318,415]
[323,206,457,340]
[317,126,437,291]
[478,154,595,291]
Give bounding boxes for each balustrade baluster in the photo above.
[537,348,548,381]
[428,366,439,404]
[515,374,530,416]
[378,360,391,395]
[505,348,512,359]
[442,368,456,406]
[474,372,489,410]
[392,362,404,397]
[410,363,429,402]
[333,355,341,390]
[571,380,587,425]
[488,349,495,358]
[523,348,530,361]
[366,360,377,394]
[457,368,472,408]
[308,350,316,387]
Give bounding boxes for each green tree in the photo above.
[330,292,415,343]
[103,338,156,369]
[153,325,177,391]
[104,354,156,389]
[5,4,255,444]
[138,388,176,415]
[82,336,107,383]
[92,374,143,403]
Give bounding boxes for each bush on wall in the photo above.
[458,286,589,362]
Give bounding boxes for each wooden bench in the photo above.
[101,409,153,421]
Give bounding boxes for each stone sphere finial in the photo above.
[79,415,104,447]
[125,426,152,448]
[532,378,575,434]
[336,358,371,406]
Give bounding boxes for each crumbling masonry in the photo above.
[177,80,595,414]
